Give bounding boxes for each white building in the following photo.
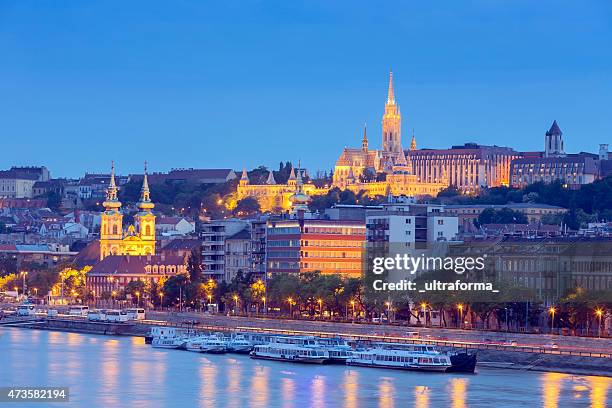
[0,171,39,198]
[199,219,250,281]
[156,216,196,236]
[366,199,458,249]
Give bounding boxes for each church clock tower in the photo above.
[99,161,123,260]
[134,162,156,256]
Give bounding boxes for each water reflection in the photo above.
[281,377,296,408]
[311,375,326,408]
[378,377,395,408]
[589,376,611,408]
[542,372,568,408]
[199,359,217,407]
[450,378,467,408]
[344,370,359,408]
[250,365,269,408]
[225,359,242,408]
[414,385,430,408]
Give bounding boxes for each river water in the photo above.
[0,328,609,407]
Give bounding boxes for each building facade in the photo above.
[511,122,602,188]
[266,218,366,277]
[365,200,459,249]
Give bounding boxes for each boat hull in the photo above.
[446,352,477,373]
[250,354,329,364]
[346,361,449,372]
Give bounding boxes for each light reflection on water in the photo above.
[0,328,609,408]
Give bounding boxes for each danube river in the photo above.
[0,328,609,407]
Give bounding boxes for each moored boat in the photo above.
[250,343,329,364]
[199,334,228,354]
[347,346,451,372]
[227,334,253,354]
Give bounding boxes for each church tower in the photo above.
[382,70,402,154]
[362,123,369,151]
[134,161,156,256]
[99,161,123,260]
[544,120,565,158]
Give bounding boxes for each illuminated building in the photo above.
[99,162,156,260]
[333,71,448,196]
[235,166,327,212]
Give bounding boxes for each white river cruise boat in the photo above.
[250,343,330,364]
[347,346,451,372]
[199,334,228,354]
[227,334,253,354]
[150,327,189,350]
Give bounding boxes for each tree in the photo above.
[187,247,203,283]
[475,208,528,227]
[233,197,260,217]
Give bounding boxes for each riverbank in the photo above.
[3,315,611,377]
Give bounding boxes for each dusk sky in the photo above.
[1,1,611,178]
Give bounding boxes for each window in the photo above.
[112,225,118,235]
[437,219,444,225]
[145,225,151,236]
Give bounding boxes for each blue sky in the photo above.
[1,1,611,178]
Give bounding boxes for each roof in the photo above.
[226,229,251,240]
[162,239,202,251]
[546,120,562,136]
[88,254,186,276]
[72,240,101,269]
[157,216,191,225]
[0,170,39,180]
[445,203,566,210]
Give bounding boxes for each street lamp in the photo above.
[350,300,356,319]
[457,304,464,329]
[549,307,556,334]
[421,302,428,326]
[14,286,18,297]
[159,292,164,309]
[262,296,266,315]
[233,295,239,314]
[135,291,140,307]
[385,301,392,323]
[21,271,28,296]
[317,298,323,319]
[595,308,603,338]
[112,290,117,307]
[287,297,293,317]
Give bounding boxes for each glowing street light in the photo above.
[457,304,464,329]
[262,296,266,314]
[135,291,141,307]
[233,295,239,314]
[595,308,604,338]
[421,302,428,326]
[549,307,556,333]
[317,298,323,318]
[287,297,294,317]
[350,300,356,318]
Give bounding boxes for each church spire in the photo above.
[239,168,249,185]
[362,123,368,151]
[266,169,276,185]
[103,161,121,209]
[387,70,395,104]
[410,129,417,151]
[137,161,154,211]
